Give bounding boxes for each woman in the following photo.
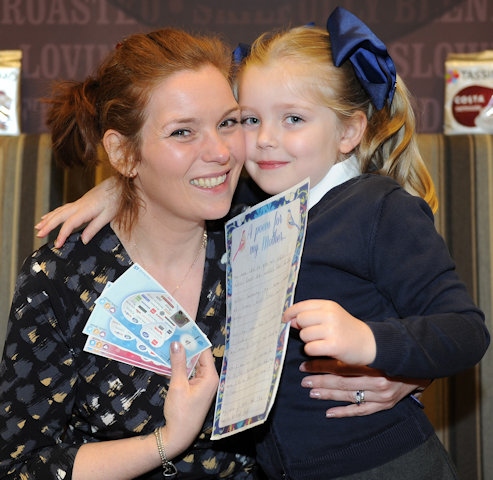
[0,28,256,479]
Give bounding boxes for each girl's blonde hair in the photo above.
[236,26,438,212]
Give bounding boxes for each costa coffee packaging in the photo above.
[0,50,22,135]
[444,51,493,134]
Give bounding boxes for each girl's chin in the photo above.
[254,179,289,196]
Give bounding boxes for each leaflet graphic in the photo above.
[83,264,210,374]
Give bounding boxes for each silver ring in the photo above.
[355,390,365,406]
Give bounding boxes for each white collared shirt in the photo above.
[308,155,360,210]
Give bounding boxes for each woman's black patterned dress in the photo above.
[0,223,258,479]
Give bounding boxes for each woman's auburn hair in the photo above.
[45,28,233,230]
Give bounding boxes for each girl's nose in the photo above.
[256,125,278,149]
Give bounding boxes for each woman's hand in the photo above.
[161,343,219,455]
[73,344,218,479]
[299,358,430,418]
[284,299,377,366]
[35,176,120,247]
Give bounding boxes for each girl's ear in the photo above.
[339,111,367,154]
[103,129,137,178]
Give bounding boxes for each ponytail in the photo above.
[359,78,438,213]
[45,77,101,168]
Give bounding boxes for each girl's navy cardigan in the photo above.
[255,174,489,479]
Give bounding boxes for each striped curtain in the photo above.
[0,134,96,357]
[418,133,493,480]
[0,133,492,478]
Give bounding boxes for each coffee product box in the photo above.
[444,51,493,134]
[0,50,22,136]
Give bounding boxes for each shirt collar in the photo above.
[308,155,360,210]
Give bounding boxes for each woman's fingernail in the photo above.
[310,390,320,398]
[171,341,181,353]
[301,379,313,388]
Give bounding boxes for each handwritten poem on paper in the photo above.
[212,180,308,438]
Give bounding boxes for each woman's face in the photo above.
[136,65,244,224]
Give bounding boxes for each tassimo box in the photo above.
[0,50,22,136]
[444,51,493,134]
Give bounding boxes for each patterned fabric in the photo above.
[0,223,257,479]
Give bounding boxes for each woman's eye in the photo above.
[220,118,239,128]
[170,129,191,137]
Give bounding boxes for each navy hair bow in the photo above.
[232,43,251,64]
[326,7,396,110]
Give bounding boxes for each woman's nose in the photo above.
[202,133,230,163]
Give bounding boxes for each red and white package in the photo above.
[444,51,493,135]
[0,50,22,135]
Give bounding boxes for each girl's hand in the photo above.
[299,358,430,418]
[284,299,377,366]
[35,176,119,247]
[162,344,219,455]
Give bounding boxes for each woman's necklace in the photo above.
[170,230,207,295]
[129,230,207,296]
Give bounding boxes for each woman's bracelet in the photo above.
[154,427,178,478]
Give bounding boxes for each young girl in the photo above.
[35,7,489,479]
[235,6,489,479]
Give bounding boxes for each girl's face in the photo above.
[136,65,244,224]
[239,61,353,195]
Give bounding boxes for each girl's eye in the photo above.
[241,116,259,126]
[286,115,303,124]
